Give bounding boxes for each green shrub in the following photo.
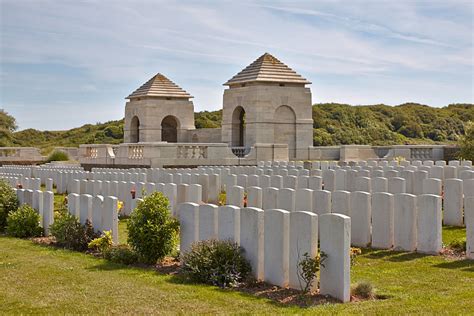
[46,150,69,162]
[6,205,43,238]
[352,281,375,299]
[459,121,474,161]
[181,239,251,288]
[297,251,327,293]
[0,179,19,231]
[127,192,179,264]
[88,230,113,253]
[104,245,139,265]
[50,212,99,251]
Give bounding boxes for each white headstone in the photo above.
[417,194,442,254]
[264,209,290,287]
[240,207,264,280]
[394,193,417,251]
[371,192,394,249]
[319,213,351,303]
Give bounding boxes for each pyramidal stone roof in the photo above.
[224,53,311,86]
[127,73,193,99]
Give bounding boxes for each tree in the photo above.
[458,121,474,161]
[0,109,17,146]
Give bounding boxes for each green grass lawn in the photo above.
[1,225,473,314]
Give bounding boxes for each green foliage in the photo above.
[0,179,19,231]
[6,205,43,238]
[12,119,124,155]
[46,150,69,162]
[7,103,474,152]
[458,121,474,161]
[0,109,17,146]
[103,245,139,265]
[127,192,179,264]
[88,230,113,253]
[194,110,222,129]
[352,281,375,299]
[50,212,99,251]
[297,251,327,293]
[181,239,251,288]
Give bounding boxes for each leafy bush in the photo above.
[46,150,69,162]
[459,121,474,161]
[88,230,113,253]
[104,245,139,265]
[297,251,327,293]
[0,179,19,231]
[181,239,251,288]
[352,281,375,299]
[6,205,43,238]
[50,212,99,251]
[127,192,179,264]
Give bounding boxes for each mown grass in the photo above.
[1,225,473,314]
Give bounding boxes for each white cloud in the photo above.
[0,0,472,130]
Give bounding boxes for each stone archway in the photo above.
[130,116,140,143]
[161,115,179,143]
[274,105,296,158]
[231,106,246,147]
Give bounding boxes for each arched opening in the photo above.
[130,116,140,143]
[231,106,246,147]
[161,115,179,143]
[274,105,297,158]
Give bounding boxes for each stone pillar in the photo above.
[264,209,290,288]
[417,194,442,254]
[240,207,264,280]
[319,213,351,303]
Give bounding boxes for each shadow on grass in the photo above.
[434,259,474,272]
[363,249,429,262]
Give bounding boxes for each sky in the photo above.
[0,0,473,131]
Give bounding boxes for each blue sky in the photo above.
[0,0,473,131]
